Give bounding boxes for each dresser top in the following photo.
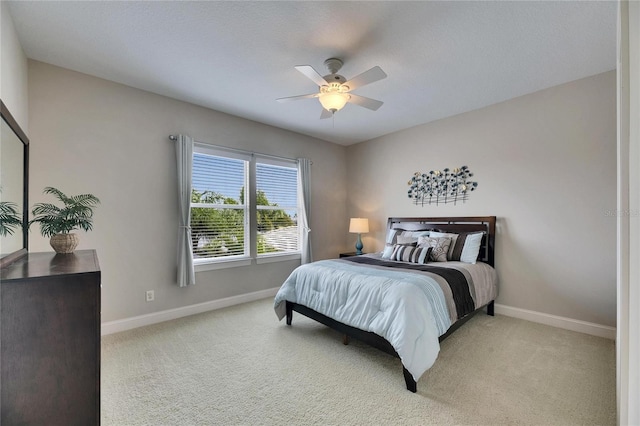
[1,250,100,281]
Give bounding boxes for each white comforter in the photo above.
[274,258,454,381]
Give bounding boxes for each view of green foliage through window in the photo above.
[191,151,298,260]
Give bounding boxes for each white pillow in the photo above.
[381,229,401,258]
[385,229,401,245]
[459,232,484,264]
[381,245,395,259]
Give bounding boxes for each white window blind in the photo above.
[191,149,249,260]
[256,159,299,256]
[189,145,300,265]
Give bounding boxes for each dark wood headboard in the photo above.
[386,216,496,267]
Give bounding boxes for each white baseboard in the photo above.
[494,303,616,340]
[101,287,280,336]
[101,292,616,340]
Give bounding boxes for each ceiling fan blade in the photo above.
[344,66,387,91]
[295,65,329,87]
[348,94,384,111]
[320,108,333,119]
[276,93,318,103]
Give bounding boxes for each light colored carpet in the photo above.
[101,298,615,425]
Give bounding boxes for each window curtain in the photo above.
[176,134,195,287]
[297,158,312,264]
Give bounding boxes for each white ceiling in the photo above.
[7,1,617,146]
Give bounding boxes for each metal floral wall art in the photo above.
[407,166,478,206]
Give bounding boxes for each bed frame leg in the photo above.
[286,301,293,325]
[487,300,495,316]
[402,367,417,393]
[342,334,350,345]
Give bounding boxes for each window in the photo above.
[256,159,299,258]
[190,145,299,265]
[191,149,249,260]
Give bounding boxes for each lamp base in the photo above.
[355,234,363,255]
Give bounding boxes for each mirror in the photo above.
[1,99,29,267]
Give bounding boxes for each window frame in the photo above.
[191,145,301,271]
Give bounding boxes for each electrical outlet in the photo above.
[145,290,155,302]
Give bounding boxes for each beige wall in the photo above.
[28,60,347,322]
[347,71,617,327]
[0,2,28,130]
[25,58,617,328]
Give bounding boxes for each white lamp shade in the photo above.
[349,218,369,234]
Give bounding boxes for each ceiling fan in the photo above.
[276,58,387,119]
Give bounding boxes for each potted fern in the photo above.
[0,201,22,236]
[30,187,100,253]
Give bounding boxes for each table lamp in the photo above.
[349,218,369,255]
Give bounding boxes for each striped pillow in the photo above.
[390,244,432,264]
[382,229,427,259]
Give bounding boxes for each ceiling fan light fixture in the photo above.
[278,59,386,118]
[318,90,350,112]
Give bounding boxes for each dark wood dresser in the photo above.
[1,250,101,425]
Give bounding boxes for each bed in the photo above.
[274,216,497,392]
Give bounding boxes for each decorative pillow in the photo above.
[429,231,484,263]
[385,228,403,245]
[396,235,418,245]
[391,244,432,264]
[428,231,459,259]
[455,232,484,264]
[406,230,431,239]
[381,229,429,258]
[381,228,404,258]
[381,245,395,259]
[418,237,451,262]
